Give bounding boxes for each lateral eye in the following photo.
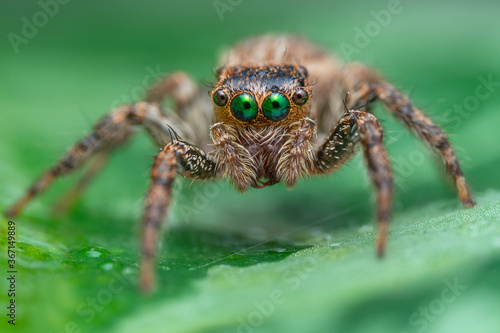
[262,93,290,121]
[213,89,228,106]
[231,93,258,122]
[298,66,308,78]
[292,89,309,105]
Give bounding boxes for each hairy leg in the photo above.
[145,71,213,146]
[53,150,110,215]
[140,140,216,293]
[315,110,393,256]
[5,106,130,217]
[344,65,475,207]
[145,71,198,109]
[5,102,191,218]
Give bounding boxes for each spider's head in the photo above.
[210,64,311,128]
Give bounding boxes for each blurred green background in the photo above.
[1,0,500,332]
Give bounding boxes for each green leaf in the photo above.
[1,1,500,333]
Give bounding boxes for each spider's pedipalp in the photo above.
[276,117,317,188]
[210,123,257,191]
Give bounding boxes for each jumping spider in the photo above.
[6,35,475,292]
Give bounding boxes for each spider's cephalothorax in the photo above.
[212,65,310,127]
[6,34,476,293]
[210,64,315,190]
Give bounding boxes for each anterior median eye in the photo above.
[262,93,290,121]
[231,93,258,122]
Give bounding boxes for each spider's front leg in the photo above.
[140,141,216,293]
[315,110,393,256]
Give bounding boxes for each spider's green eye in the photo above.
[213,89,228,106]
[262,93,290,121]
[231,93,258,122]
